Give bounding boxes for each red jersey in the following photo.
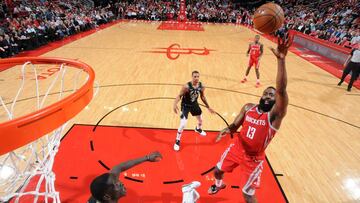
[249,43,262,59]
[238,105,277,156]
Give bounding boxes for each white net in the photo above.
[0,60,97,202]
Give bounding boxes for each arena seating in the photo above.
[0,0,358,58]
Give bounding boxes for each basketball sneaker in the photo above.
[208,183,226,195]
[241,78,247,83]
[195,127,206,136]
[174,139,181,151]
[255,81,261,88]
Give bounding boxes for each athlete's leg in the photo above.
[255,68,260,80]
[174,106,189,151]
[241,66,251,83]
[242,59,253,83]
[195,114,203,129]
[192,104,206,136]
[214,166,225,186]
[241,160,263,203]
[176,116,188,140]
[194,115,206,136]
[243,193,258,203]
[245,66,251,77]
[347,64,359,91]
[255,60,260,87]
[209,144,239,194]
[208,166,227,194]
[338,63,352,85]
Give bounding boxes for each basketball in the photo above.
[253,3,285,34]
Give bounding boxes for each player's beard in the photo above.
[258,98,275,112]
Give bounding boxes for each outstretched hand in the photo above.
[215,128,230,142]
[270,34,293,59]
[147,151,162,162]
[208,107,216,114]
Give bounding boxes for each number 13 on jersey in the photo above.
[246,127,256,139]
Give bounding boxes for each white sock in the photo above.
[215,179,223,187]
[257,79,260,83]
[176,131,182,140]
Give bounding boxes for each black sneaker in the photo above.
[195,127,207,136]
[208,184,226,195]
[174,139,180,151]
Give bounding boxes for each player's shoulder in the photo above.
[184,82,191,89]
[243,103,256,112]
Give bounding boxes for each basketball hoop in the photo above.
[0,57,95,202]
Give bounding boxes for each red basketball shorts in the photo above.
[248,57,260,69]
[216,141,264,196]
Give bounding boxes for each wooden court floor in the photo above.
[0,21,359,202]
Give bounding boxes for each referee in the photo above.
[338,41,360,92]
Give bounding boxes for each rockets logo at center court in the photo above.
[147,43,215,60]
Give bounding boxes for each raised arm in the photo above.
[200,86,215,113]
[215,103,255,142]
[269,36,292,129]
[173,85,188,114]
[110,151,162,179]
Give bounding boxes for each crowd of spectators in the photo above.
[0,0,359,58]
[0,0,115,58]
[115,0,178,21]
[116,0,253,24]
[276,0,360,48]
[185,0,252,24]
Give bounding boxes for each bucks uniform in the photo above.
[180,81,203,119]
[174,80,207,151]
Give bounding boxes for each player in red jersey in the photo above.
[208,35,292,203]
[241,35,264,88]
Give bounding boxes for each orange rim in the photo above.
[0,57,95,156]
